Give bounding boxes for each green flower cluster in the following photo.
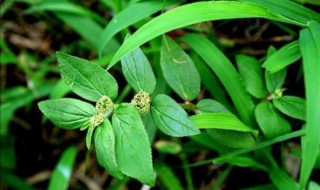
[131,91,151,116]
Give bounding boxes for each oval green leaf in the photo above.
[112,103,154,186]
[207,129,256,149]
[160,36,200,101]
[94,120,123,179]
[121,46,156,94]
[236,54,267,98]
[255,101,291,139]
[38,98,96,130]
[196,99,229,113]
[151,94,200,137]
[273,96,306,121]
[265,69,287,93]
[57,52,118,101]
[262,40,301,73]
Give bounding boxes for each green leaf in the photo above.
[154,140,182,155]
[112,103,154,186]
[299,20,320,189]
[49,80,71,99]
[108,1,305,68]
[308,181,320,190]
[25,2,106,25]
[142,113,158,143]
[190,113,257,148]
[26,0,119,53]
[196,99,229,113]
[48,146,77,190]
[217,156,268,171]
[155,162,184,190]
[240,0,320,24]
[86,125,94,150]
[94,120,123,179]
[0,171,37,190]
[207,129,256,148]
[98,0,182,56]
[273,96,306,121]
[0,134,16,169]
[236,54,267,98]
[190,113,257,133]
[151,94,200,137]
[38,98,96,130]
[182,34,255,126]
[160,36,200,101]
[190,132,235,154]
[265,69,286,93]
[262,40,301,73]
[255,101,291,139]
[121,45,156,94]
[57,52,118,101]
[191,53,230,107]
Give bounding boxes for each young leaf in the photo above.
[196,99,229,113]
[121,46,156,94]
[38,98,96,130]
[151,94,200,137]
[299,20,320,189]
[265,69,286,93]
[273,96,306,121]
[86,125,94,150]
[94,120,123,179]
[262,40,301,73]
[255,101,291,139]
[48,146,77,190]
[112,103,154,186]
[236,54,267,98]
[57,52,118,101]
[160,36,200,101]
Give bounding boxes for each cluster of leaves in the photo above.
[38,41,201,185]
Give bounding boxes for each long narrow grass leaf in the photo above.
[240,0,320,23]
[299,21,320,189]
[183,34,255,126]
[98,0,182,56]
[108,1,305,68]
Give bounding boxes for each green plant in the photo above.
[38,48,200,185]
[30,0,320,189]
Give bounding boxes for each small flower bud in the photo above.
[90,113,104,127]
[131,91,151,116]
[96,96,114,115]
[272,88,283,99]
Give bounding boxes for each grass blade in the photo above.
[108,1,305,68]
[240,0,320,23]
[183,34,255,126]
[98,0,182,56]
[48,146,77,190]
[299,20,320,189]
